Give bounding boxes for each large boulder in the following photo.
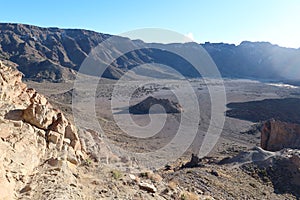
[22,96,58,129]
[261,120,300,151]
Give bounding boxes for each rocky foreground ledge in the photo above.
[0,61,86,199]
[0,62,216,200]
[1,61,299,199]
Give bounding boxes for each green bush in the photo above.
[111,170,122,180]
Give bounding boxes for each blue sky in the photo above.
[1,0,300,48]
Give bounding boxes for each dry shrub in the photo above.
[180,191,199,200]
[168,179,179,190]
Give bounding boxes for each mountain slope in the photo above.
[0,23,111,81]
[203,41,300,81]
[1,23,300,82]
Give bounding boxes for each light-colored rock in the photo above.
[199,195,215,200]
[63,138,71,145]
[48,131,62,144]
[0,63,85,199]
[0,118,47,199]
[22,102,57,129]
[29,92,48,105]
[0,64,29,106]
[75,150,85,160]
[129,174,137,181]
[65,123,77,140]
[0,162,15,200]
[49,113,68,134]
[78,128,114,163]
[20,83,82,153]
[67,147,79,165]
[139,182,157,193]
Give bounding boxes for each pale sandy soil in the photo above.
[26,77,300,199]
[26,77,300,161]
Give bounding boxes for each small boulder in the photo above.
[139,182,157,193]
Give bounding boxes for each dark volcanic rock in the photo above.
[181,154,203,168]
[129,96,182,114]
[261,120,300,151]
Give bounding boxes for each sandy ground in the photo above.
[26,77,300,166]
[24,77,300,200]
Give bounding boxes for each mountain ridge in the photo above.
[1,22,300,82]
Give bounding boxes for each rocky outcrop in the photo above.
[181,154,203,168]
[0,63,84,199]
[0,63,82,152]
[22,92,81,151]
[261,120,300,151]
[220,147,300,197]
[0,62,27,105]
[129,96,182,114]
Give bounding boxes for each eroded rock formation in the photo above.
[261,120,300,151]
[0,63,84,199]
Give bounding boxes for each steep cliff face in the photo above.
[0,61,85,199]
[261,120,300,151]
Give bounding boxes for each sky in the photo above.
[1,0,300,48]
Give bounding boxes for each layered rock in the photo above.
[0,62,84,199]
[22,92,81,151]
[261,120,300,151]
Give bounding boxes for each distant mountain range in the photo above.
[1,23,300,82]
